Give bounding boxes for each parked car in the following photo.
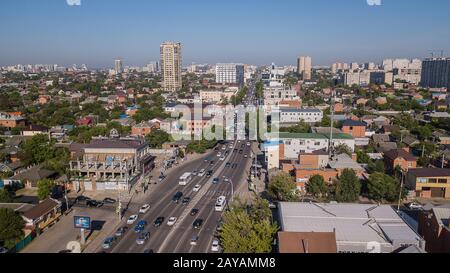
[190,235,199,246]
[193,184,202,192]
[154,217,165,227]
[193,219,204,229]
[134,220,147,233]
[167,217,177,226]
[212,178,220,184]
[127,215,139,225]
[210,161,215,165]
[139,204,151,214]
[225,162,231,168]
[87,200,102,208]
[0,247,8,253]
[102,198,116,204]
[102,237,116,249]
[407,202,423,210]
[211,239,220,252]
[206,170,213,177]
[136,232,150,245]
[115,226,128,237]
[75,195,91,204]
[190,209,199,216]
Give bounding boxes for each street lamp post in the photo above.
[225,177,234,203]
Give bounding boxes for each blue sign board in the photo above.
[74,216,91,229]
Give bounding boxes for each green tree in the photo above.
[357,150,371,164]
[0,208,25,249]
[280,120,311,133]
[368,160,385,174]
[37,179,55,200]
[335,169,361,202]
[145,130,171,148]
[220,200,278,253]
[366,172,402,202]
[20,134,54,165]
[334,144,353,156]
[268,173,298,202]
[306,175,328,198]
[249,197,273,222]
[0,189,13,203]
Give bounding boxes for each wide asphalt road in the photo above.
[105,140,253,253]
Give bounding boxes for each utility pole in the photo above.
[329,90,336,158]
[397,171,404,212]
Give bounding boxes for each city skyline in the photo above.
[1,0,450,68]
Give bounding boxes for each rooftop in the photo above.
[408,168,450,177]
[278,202,423,251]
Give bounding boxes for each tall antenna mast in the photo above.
[329,90,336,158]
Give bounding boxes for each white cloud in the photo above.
[66,0,81,6]
[366,0,382,6]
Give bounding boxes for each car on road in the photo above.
[134,220,147,233]
[211,239,220,252]
[167,217,178,226]
[115,226,128,237]
[216,152,221,158]
[231,163,238,169]
[102,237,116,249]
[75,195,91,204]
[224,177,230,182]
[244,154,248,158]
[193,184,202,192]
[192,170,198,176]
[206,170,213,177]
[127,215,138,225]
[158,175,166,182]
[193,219,204,229]
[139,204,151,214]
[182,197,191,205]
[172,192,183,203]
[219,156,226,161]
[407,202,423,210]
[154,217,165,227]
[210,160,215,165]
[247,142,251,146]
[212,178,220,184]
[221,146,226,150]
[190,208,199,216]
[190,235,199,246]
[225,162,231,168]
[239,149,243,154]
[102,198,116,204]
[198,169,206,177]
[136,232,150,245]
[233,149,238,153]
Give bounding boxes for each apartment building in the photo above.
[215,63,245,87]
[160,42,182,92]
[199,89,237,103]
[297,56,312,80]
[421,57,450,90]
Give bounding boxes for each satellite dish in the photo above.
[66,241,82,253]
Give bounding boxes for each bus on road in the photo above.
[179,172,193,186]
[215,196,227,212]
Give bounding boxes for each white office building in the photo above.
[215,63,245,86]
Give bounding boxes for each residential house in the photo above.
[21,124,50,137]
[384,149,417,172]
[131,121,160,137]
[0,112,26,129]
[22,198,62,233]
[406,168,450,199]
[342,120,366,138]
[5,165,57,188]
[418,206,450,253]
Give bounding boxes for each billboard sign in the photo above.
[74,216,91,229]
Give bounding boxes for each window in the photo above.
[438,179,447,184]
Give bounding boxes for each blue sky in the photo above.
[1,0,449,68]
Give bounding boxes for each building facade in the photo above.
[297,56,312,80]
[160,42,182,92]
[215,63,245,87]
[421,58,450,90]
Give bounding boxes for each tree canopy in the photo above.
[37,179,55,200]
[335,169,361,202]
[0,208,25,249]
[367,172,403,202]
[306,175,328,198]
[268,172,298,202]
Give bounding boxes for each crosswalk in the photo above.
[199,190,249,199]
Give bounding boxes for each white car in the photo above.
[408,202,423,210]
[220,156,225,161]
[217,152,222,157]
[139,204,151,214]
[193,184,202,192]
[244,154,248,158]
[211,239,220,252]
[127,215,138,225]
[246,142,251,146]
[167,217,178,226]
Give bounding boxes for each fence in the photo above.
[8,232,35,253]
